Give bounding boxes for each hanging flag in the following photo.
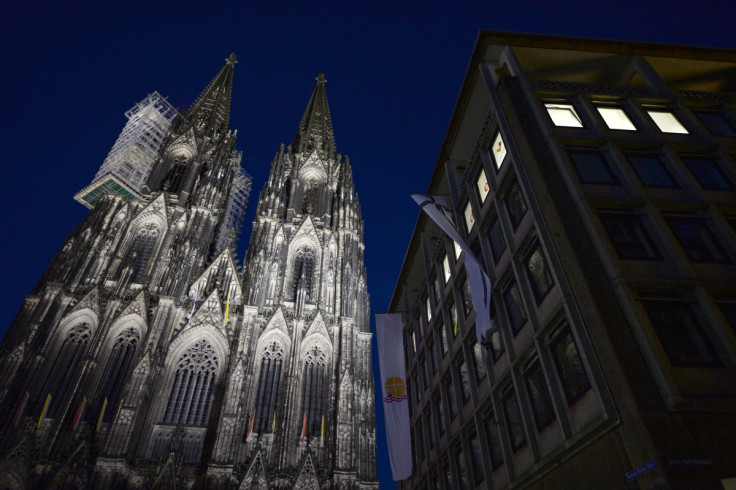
[70,397,86,430]
[300,413,307,443]
[320,415,325,448]
[376,313,412,481]
[411,194,494,346]
[224,292,231,327]
[37,394,51,429]
[12,391,29,428]
[245,413,255,442]
[188,284,200,321]
[96,397,108,432]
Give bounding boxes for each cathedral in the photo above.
[0,55,377,489]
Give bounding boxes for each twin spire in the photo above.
[185,56,336,158]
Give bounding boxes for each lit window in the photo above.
[695,112,736,137]
[682,157,734,191]
[627,154,677,188]
[550,327,591,405]
[642,301,721,367]
[596,106,637,131]
[476,169,490,202]
[463,201,475,232]
[442,255,451,283]
[545,103,583,128]
[647,110,688,134]
[569,151,618,185]
[524,361,556,431]
[491,132,507,169]
[453,240,462,260]
[666,217,731,264]
[426,296,432,323]
[599,213,661,260]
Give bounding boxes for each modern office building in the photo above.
[0,55,377,489]
[390,32,736,489]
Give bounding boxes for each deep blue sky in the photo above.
[1,1,734,487]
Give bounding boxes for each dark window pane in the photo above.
[696,112,736,138]
[599,213,661,260]
[525,362,556,431]
[442,459,452,490]
[642,301,722,367]
[428,340,438,374]
[502,390,527,452]
[569,151,618,185]
[433,392,445,435]
[485,412,504,469]
[488,309,505,362]
[426,408,436,448]
[667,218,730,264]
[457,357,472,402]
[438,320,448,357]
[525,246,554,302]
[551,328,591,405]
[415,418,425,464]
[460,278,473,317]
[469,432,485,484]
[503,281,526,335]
[470,337,487,382]
[627,154,677,188]
[488,217,507,261]
[443,377,457,420]
[454,446,469,489]
[433,275,442,306]
[717,302,736,334]
[505,181,528,229]
[683,158,734,191]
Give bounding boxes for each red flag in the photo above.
[12,392,29,428]
[300,413,307,443]
[245,413,255,442]
[70,397,86,431]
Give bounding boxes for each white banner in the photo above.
[376,313,412,481]
[411,194,494,346]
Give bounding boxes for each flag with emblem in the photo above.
[376,313,412,480]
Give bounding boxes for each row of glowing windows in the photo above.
[544,102,736,136]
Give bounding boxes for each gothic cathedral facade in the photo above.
[0,55,377,489]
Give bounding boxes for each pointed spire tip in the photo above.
[316,73,327,84]
[226,53,238,65]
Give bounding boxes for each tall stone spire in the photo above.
[292,73,337,159]
[183,53,237,139]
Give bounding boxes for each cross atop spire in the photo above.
[292,74,336,159]
[184,54,237,140]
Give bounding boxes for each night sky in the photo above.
[1,1,734,487]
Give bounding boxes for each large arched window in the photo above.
[95,326,139,422]
[44,323,91,418]
[163,153,189,195]
[254,341,284,434]
[163,339,218,426]
[301,346,326,436]
[291,247,315,302]
[302,179,320,215]
[126,222,160,283]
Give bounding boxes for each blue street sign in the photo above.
[625,460,657,482]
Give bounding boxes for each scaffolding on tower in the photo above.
[74,92,179,208]
[215,159,252,256]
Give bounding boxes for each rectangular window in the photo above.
[426,408,436,448]
[476,169,490,202]
[442,254,451,283]
[443,376,457,420]
[545,103,583,127]
[525,245,554,303]
[410,328,416,355]
[551,327,592,405]
[569,151,618,185]
[666,217,730,264]
[647,110,688,134]
[470,336,487,382]
[428,339,438,374]
[420,355,428,390]
[450,301,459,337]
[599,213,661,260]
[415,418,425,465]
[463,201,475,233]
[596,106,636,130]
[456,357,472,402]
[438,320,448,357]
[460,278,473,317]
[505,180,528,229]
[503,280,527,335]
[426,296,432,323]
[484,411,504,469]
[453,241,462,261]
[454,445,469,489]
[627,154,678,188]
[682,157,735,191]
[433,275,442,306]
[469,431,485,484]
[433,392,445,435]
[502,389,527,452]
[525,361,556,431]
[442,458,452,490]
[488,308,505,362]
[642,300,721,367]
[488,216,507,262]
[695,112,736,137]
[491,131,508,169]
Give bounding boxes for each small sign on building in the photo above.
[625,460,657,482]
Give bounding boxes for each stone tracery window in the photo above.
[164,153,189,194]
[254,341,284,433]
[95,326,139,422]
[301,345,326,437]
[302,179,320,215]
[163,339,218,426]
[44,322,92,418]
[127,222,160,283]
[292,247,315,302]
